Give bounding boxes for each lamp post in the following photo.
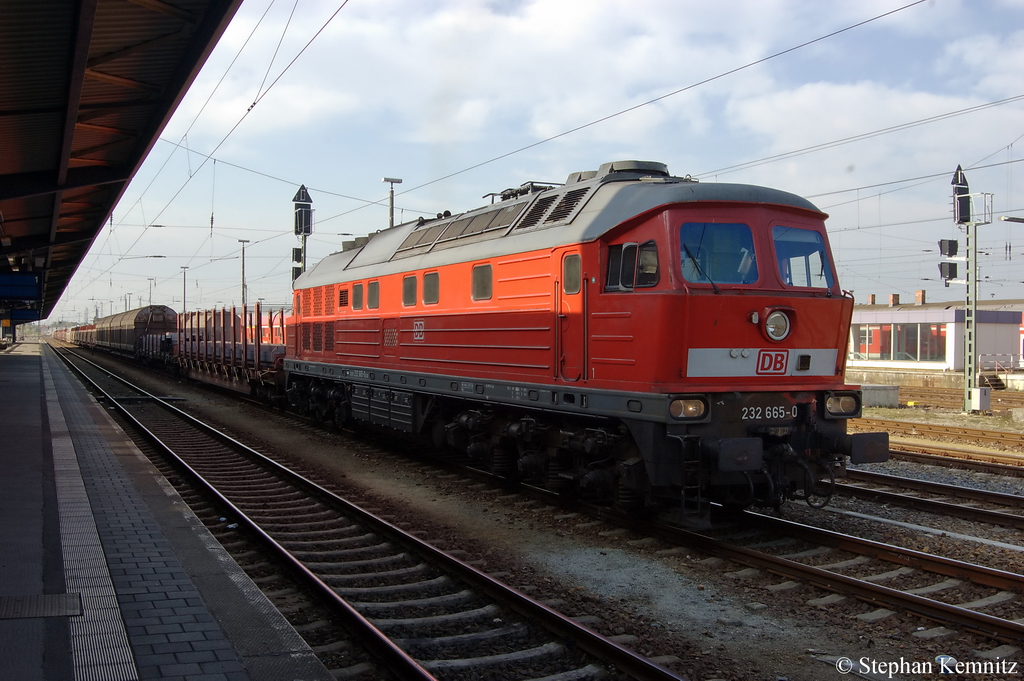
[383,177,402,229]
[181,266,189,313]
[238,239,250,308]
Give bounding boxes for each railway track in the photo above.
[850,417,1024,469]
[900,386,1024,410]
[837,469,1024,530]
[678,513,1024,643]
[55,346,687,681]
[415,447,1024,643]
[853,417,1024,450]
[56,344,1024,658]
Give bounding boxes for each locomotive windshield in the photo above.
[679,222,758,285]
[772,225,834,288]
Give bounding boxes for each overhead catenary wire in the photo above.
[61,0,1006,318]
[315,0,931,225]
[77,1,352,291]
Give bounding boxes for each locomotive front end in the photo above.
[661,203,890,513]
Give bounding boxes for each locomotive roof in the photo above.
[296,160,825,289]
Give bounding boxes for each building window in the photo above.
[894,323,919,361]
[850,323,946,362]
[920,324,946,361]
[403,275,417,306]
[423,272,439,305]
[472,264,492,301]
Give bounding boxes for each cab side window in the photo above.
[605,241,659,291]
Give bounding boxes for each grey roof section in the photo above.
[855,298,1024,313]
[853,307,1021,324]
[296,162,824,289]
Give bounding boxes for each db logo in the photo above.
[412,319,425,342]
[756,350,788,375]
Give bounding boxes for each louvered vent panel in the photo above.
[545,188,590,223]
[324,322,334,353]
[338,289,349,308]
[324,285,335,315]
[515,195,558,230]
[312,322,323,352]
[312,287,323,316]
[301,323,312,350]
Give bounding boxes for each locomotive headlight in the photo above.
[670,398,707,420]
[764,310,790,341]
[826,394,859,416]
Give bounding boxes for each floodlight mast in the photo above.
[383,177,403,229]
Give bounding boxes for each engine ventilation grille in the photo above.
[312,287,324,316]
[312,322,323,352]
[515,195,558,230]
[545,188,590,223]
[324,285,334,316]
[324,321,334,353]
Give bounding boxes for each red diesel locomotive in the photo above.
[285,160,889,523]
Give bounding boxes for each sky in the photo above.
[50,0,1024,324]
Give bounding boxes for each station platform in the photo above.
[0,341,333,681]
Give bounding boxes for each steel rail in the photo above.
[55,348,437,681]
[650,513,1024,642]
[57,346,687,681]
[837,470,1024,529]
[853,417,1024,449]
[882,449,1024,477]
[900,386,1024,410]
[845,469,1024,506]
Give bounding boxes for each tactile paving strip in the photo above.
[42,358,139,681]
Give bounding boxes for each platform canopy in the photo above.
[0,0,242,323]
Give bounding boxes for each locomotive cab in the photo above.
[593,183,889,517]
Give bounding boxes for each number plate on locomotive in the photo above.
[740,404,798,421]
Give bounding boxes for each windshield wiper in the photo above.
[684,244,720,293]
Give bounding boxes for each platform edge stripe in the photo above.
[42,352,140,681]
